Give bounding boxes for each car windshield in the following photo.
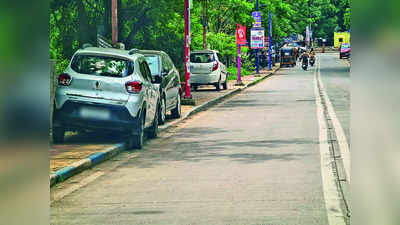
[190,53,215,63]
[341,44,350,49]
[71,54,133,77]
[145,55,160,76]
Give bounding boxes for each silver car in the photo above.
[53,47,160,149]
[190,50,228,91]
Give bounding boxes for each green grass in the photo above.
[226,66,253,81]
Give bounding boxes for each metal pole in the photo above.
[238,44,242,83]
[111,0,118,45]
[202,0,207,49]
[184,0,192,99]
[268,11,272,70]
[255,0,259,74]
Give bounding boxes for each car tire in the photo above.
[222,76,228,90]
[52,127,65,144]
[171,93,181,118]
[158,96,166,125]
[148,103,159,139]
[130,111,145,150]
[215,77,221,91]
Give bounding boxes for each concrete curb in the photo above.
[50,143,125,187]
[50,67,278,188]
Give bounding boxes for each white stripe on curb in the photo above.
[314,59,346,225]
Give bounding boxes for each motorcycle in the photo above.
[302,59,308,71]
[310,56,315,66]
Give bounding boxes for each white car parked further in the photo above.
[53,47,160,149]
[190,50,228,91]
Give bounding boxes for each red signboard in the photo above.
[236,24,247,45]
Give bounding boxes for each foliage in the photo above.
[50,0,350,75]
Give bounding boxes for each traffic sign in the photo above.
[236,24,247,45]
[252,11,262,28]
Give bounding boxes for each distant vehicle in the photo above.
[53,47,160,149]
[339,43,351,59]
[190,50,228,91]
[280,47,296,67]
[140,50,182,125]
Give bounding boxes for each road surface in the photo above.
[51,53,350,225]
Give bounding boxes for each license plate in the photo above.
[80,107,110,120]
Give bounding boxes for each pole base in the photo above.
[181,97,196,106]
[235,81,245,86]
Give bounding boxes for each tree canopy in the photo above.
[50,0,350,74]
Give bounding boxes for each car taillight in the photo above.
[212,61,219,71]
[58,73,72,86]
[125,81,142,93]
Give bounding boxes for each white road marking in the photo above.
[314,59,347,225]
[316,57,351,182]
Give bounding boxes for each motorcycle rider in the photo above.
[309,48,316,65]
[301,51,309,70]
[310,48,316,59]
[301,51,309,64]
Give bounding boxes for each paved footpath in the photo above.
[51,57,347,224]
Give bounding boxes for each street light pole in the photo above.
[268,11,272,70]
[255,0,259,74]
[184,0,192,99]
[202,0,207,49]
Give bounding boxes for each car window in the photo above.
[143,62,153,81]
[145,55,160,76]
[71,54,133,77]
[139,61,150,82]
[341,43,350,49]
[161,54,169,72]
[165,54,173,71]
[190,53,215,63]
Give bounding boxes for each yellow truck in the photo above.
[334,32,351,48]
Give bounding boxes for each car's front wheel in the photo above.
[148,103,159,139]
[158,96,166,125]
[52,127,65,144]
[222,76,228,90]
[215,77,221,91]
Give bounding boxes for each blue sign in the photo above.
[252,11,262,27]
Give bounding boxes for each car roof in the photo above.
[138,50,166,55]
[191,50,218,54]
[75,47,142,60]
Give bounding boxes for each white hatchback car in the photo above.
[53,47,160,149]
[190,50,228,91]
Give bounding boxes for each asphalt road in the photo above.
[318,53,350,143]
[51,53,349,225]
